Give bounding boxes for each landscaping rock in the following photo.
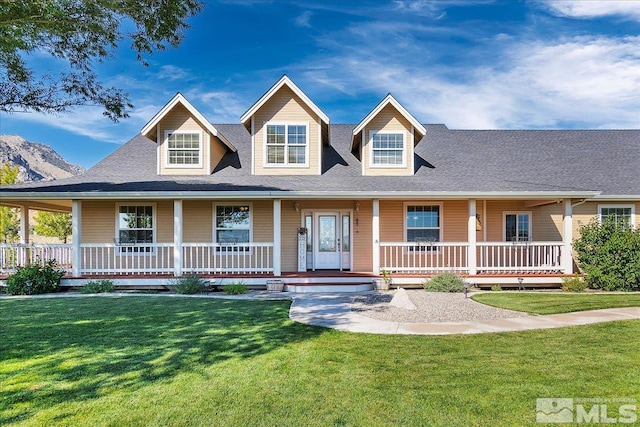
[389,287,417,311]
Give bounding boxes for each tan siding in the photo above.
[183,201,212,243]
[484,200,527,241]
[210,136,228,172]
[252,86,321,175]
[362,104,414,176]
[158,104,212,175]
[573,201,640,239]
[532,203,563,241]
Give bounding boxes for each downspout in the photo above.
[572,199,587,209]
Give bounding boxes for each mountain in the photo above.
[0,135,85,182]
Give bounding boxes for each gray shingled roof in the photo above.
[2,124,639,197]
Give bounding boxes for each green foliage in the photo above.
[0,163,20,243]
[168,275,206,294]
[491,285,502,292]
[81,279,116,294]
[6,260,65,295]
[573,218,640,291]
[423,273,466,292]
[33,211,72,243]
[561,275,587,293]
[0,0,202,120]
[224,282,248,295]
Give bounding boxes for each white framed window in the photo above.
[165,130,202,168]
[370,130,406,167]
[404,203,442,250]
[598,204,635,227]
[214,204,252,251]
[115,204,155,253]
[503,212,531,242]
[264,122,309,167]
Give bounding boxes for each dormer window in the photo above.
[370,131,406,167]
[165,130,202,167]
[265,123,309,166]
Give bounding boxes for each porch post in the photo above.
[562,199,573,274]
[468,199,477,275]
[71,200,82,278]
[19,205,29,244]
[372,199,380,274]
[273,199,281,276]
[173,199,183,277]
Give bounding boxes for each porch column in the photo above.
[273,199,281,276]
[372,199,380,274]
[468,199,477,275]
[173,199,183,277]
[71,200,82,278]
[562,199,573,274]
[19,206,29,244]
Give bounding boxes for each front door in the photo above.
[315,213,340,269]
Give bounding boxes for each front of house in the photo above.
[1,76,638,289]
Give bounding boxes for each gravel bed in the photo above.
[352,290,530,323]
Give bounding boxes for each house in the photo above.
[1,75,638,290]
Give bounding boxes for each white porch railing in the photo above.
[0,244,73,273]
[80,243,174,275]
[183,243,273,274]
[380,242,469,274]
[477,242,563,274]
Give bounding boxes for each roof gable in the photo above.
[240,75,330,126]
[140,93,237,152]
[351,94,426,151]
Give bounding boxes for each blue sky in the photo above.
[1,0,639,168]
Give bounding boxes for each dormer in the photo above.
[141,93,236,175]
[351,94,426,176]
[240,75,330,175]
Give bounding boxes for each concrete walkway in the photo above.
[289,293,640,335]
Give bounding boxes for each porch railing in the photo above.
[80,243,174,275]
[477,242,563,274]
[380,242,469,274]
[0,243,73,273]
[183,243,273,274]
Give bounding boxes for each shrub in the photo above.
[561,275,587,293]
[491,285,502,292]
[573,218,640,291]
[423,273,465,292]
[169,275,206,294]
[224,282,248,295]
[6,260,65,295]
[82,279,116,293]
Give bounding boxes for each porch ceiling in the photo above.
[0,198,72,212]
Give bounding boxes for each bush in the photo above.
[573,218,640,291]
[561,275,587,292]
[169,275,206,294]
[491,285,502,292]
[423,273,466,292]
[6,260,65,295]
[82,279,116,293]
[224,282,247,295]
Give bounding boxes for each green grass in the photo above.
[1,296,639,426]
[472,292,640,315]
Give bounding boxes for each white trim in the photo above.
[403,202,444,248]
[482,200,487,242]
[115,203,157,254]
[72,200,82,278]
[351,94,426,151]
[361,124,366,176]
[173,200,183,277]
[156,126,161,175]
[592,195,640,201]
[372,199,380,274]
[369,130,407,168]
[468,199,477,275]
[598,203,636,226]
[273,199,281,276]
[164,130,203,169]
[212,202,253,244]
[251,116,255,175]
[19,205,29,244]
[262,121,310,168]
[502,211,532,241]
[317,116,322,175]
[562,199,573,274]
[141,93,236,152]
[1,190,602,201]
[240,75,330,125]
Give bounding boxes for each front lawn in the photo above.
[1,296,639,426]
[472,292,640,315]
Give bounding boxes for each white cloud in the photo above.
[539,0,640,21]
[156,65,191,81]
[185,90,248,123]
[295,11,313,28]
